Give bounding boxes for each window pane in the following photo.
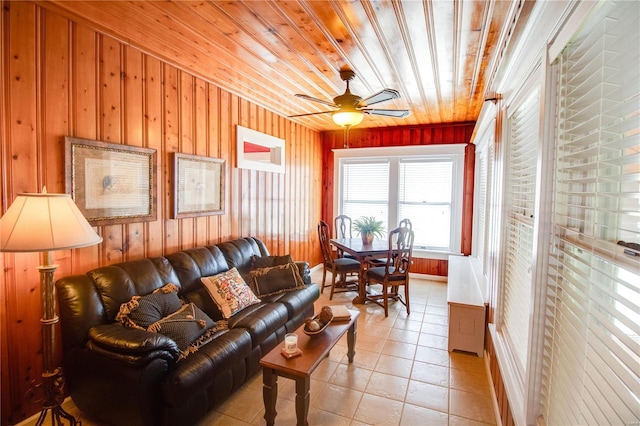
[399,160,453,249]
[341,162,390,233]
[399,204,451,248]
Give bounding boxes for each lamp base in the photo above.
[34,404,81,426]
[26,367,81,426]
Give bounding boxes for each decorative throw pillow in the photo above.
[200,268,261,318]
[248,262,306,297]
[116,283,183,329]
[251,254,293,269]
[148,302,215,350]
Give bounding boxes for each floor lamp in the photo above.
[0,190,102,425]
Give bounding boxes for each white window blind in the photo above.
[502,87,540,376]
[483,144,494,275]
[474,139,494,277]
[341,161,390,232]
[399,160,453,249]
[542,1,640,424]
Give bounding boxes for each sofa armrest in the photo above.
[87,323,179,365]
[295,261,311,285]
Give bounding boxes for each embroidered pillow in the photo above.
[116,283,183,329]
[200,267,261,318]
[248,262,306,297]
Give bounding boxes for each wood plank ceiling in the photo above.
[38,0,514,131]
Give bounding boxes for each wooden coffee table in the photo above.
[259,309,360,426]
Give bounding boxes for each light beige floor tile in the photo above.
[216,386,264,423]
[410,360,450,387]
[418,332,448,350]
[315,383,364,418]
[350,419,374,426]
[313,358,340,381]
[449,368,490,396]
[356,334,389,353]
[392,317,423,332]
[364,371,409,401]
[197,411,251,426]
[307,408,352,426]
[421,322,449,337]
[423,313,449,326]
[353,393,404,425]
[340,347,381,369]
[448,414,495,426]
[381,339,417,359]
[449,351,485,373]
[449,389,496,425]
[400,403,448,425]
[388,329,420,344]
[329,363,373,392]
[405,380,449,413]
[425,305,448,316]
[415,346,450,367]
[374,354,413,378]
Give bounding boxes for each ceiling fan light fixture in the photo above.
[332,110,364,128]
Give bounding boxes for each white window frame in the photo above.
[333,144,466,257]
[490,58,552,426]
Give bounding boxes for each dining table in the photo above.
[329,237,389,304]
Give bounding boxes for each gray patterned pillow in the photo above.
[116,283,183,329]
[148,303,215,351]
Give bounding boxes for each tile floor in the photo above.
[23,268,497,426]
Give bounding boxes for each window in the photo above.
[341,161,390,231]
[502,86,540,376]
[541,2,640,424]
[334,145,465,253]
[399,160,453,249]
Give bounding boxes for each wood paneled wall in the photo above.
[0,3,322,424]
[321,123,476,275]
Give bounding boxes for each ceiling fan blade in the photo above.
[358,89,400,107]
[362,108,411,118]
[288,110,335,118]
[294,94,338,108]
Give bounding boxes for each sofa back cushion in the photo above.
[87,257,180,321]
[216,238,270,281]
[165,246,231,321]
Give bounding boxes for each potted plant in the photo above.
[353,216,385,245]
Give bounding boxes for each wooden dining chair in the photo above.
[334,215,353,239]
[333,215,357,261]
[370,218,412,266]
[398,218,412,230]
[364,226,414,317]
[318,220,361,300]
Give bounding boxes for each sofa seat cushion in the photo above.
[260,283,320,318]
[226,302,289,348]
[162,328,251,405]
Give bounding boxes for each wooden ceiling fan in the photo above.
[289,67,410,128]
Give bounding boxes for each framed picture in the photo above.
[65,137,157,226]
[172,153,225,218]
[236,125,285,173]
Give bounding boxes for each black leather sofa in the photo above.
[55,237,319,426]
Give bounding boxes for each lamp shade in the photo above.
[0,193,102,252]
[332,110,364,127]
